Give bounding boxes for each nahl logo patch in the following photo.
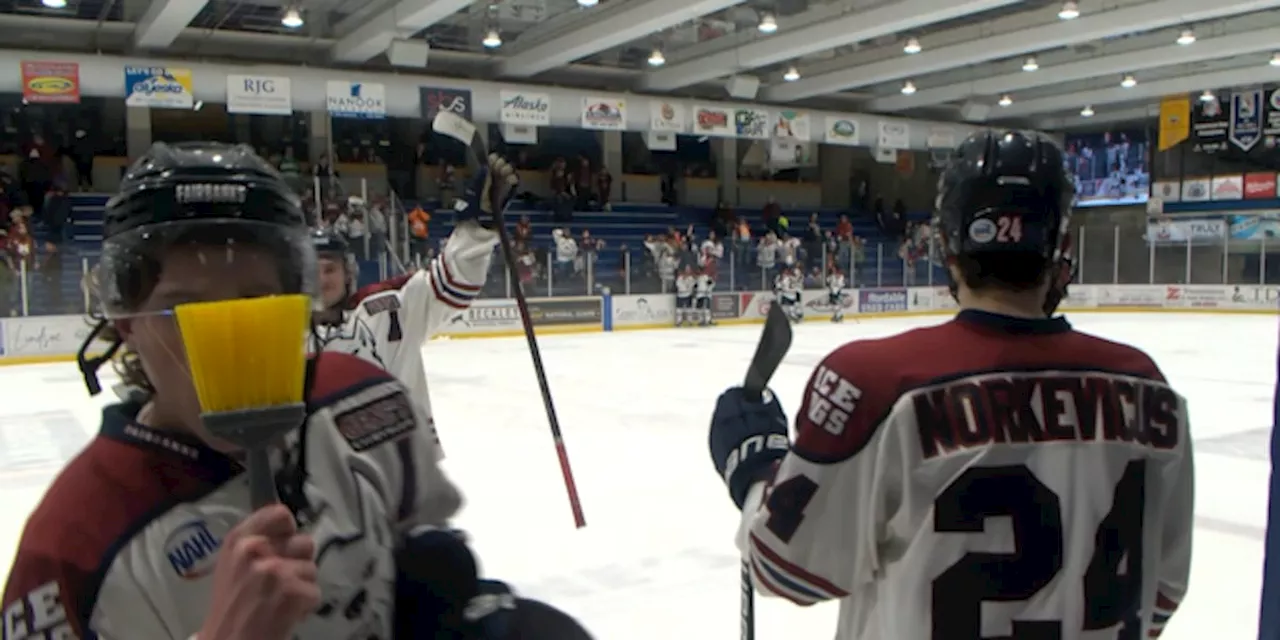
[165,519,222,579]
[335,390,417,451]
[362,295,401,315]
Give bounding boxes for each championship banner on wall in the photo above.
[1191,94,1228,153]
[124,66,193,109]
[1158,96,1190,151]
[21,61,79,104]
[421,87,472,121]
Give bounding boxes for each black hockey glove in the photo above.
[709,386,791,510]
[456,153,519,229]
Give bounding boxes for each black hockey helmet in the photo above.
[78,142,317,394]
[935,130,1074,260]
[933,130,1075,313]
[312,227,359,306]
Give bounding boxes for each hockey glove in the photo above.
[709,386,791,510]
[456,153,519,229]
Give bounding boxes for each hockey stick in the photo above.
[432,111,587,529]
[738,302,795,640]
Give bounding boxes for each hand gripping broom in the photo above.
[175,294,312,508]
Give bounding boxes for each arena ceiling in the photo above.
[3,0,1280,131]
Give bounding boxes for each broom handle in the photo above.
[246,447,278,509]
[489,202,587,529]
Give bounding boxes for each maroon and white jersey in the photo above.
[737,310,1194,640]
[311,222,497,452]
[2,353,461,639]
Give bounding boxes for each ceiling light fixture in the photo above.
[41,0,67,7]
[483,28,502,48]
[998,94,1013,107]
[901,80,917,95]
[903,37,921,54]
[1057,1,1079,19]
[1176,28,1195,45]
[1200,89,1215,102]
[281,8,303,28]
[1080,105,1094,117]
[1022,56,1038,71]
[1120,74,1137,88]
[1270,52,1280,66]
[648,48,665,66]
[577,0,598,6]
[783,65,800,81]
[758,13,778,34]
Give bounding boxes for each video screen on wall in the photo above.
[1063,128,1150,207]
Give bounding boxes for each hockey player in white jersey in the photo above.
[708,130,1193,640]
[694,268,715,326]
[674,265,697,326]
[309,153,517,453]
[9,142,590,640]
[773,266,803,323]
[825,267,847,322]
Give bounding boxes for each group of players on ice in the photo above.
[673,264,848,326]
[1,130,1192,640]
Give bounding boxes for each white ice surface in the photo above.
[0,313,1272,639]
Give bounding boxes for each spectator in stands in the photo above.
[313,152,340,200]
[658,246,679,293]
[573,155,593,210]
[550,157,569,196]
[757,232,779,282]
[836,214,853,241]
[711,200,735,239]
[552,228,578,282]
[517,247,538,293]
[365,198,388,255]
[277,146,303,192]
[37,241,63,312]
[762,197,782,235]
[514,215,533,251]
[732,217,752,271]
[803,213,823,265]
[69,128,96,192]
[43,184,70,242]
[438,162,459,204]
[595,164,613,211]
[699,231,723,280]
[779,232,800,269]
[20,134,58,220]
[408,205,431,265]
[580,229,604,279]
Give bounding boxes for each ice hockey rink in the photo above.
[0,311,1272,639]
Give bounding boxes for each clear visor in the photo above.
[95,219,318,318]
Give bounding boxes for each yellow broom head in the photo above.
[174,294,311,415]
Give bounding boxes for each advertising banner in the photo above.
[581,96,626,130]
[824,116,860,145]
[772,110,811,141]
[500,90,551,126]
[857,288,907,313]
[226,75,292,115]
[21,61,79,104]
[803,290,852,316]
[3,316,94,357]
[877,120,911,149]
[528,298,602,326]
[649,100,686,132]
[420,87,472,121]
[326,81,386,119]
[1095,285,1164,308]
[612,295,674,326]
[734,108,770,139]
[124,66,193,109]
[1163,285,1229,308]
[443,299,521,334]
[709,293,744,320]
[1229,284,1280,309]
[1245,172,1277,199]
[1145,218,1226,244]
[694,105,733,137]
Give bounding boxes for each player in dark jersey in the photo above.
[708,130,1193,639]
[3,142,590,640]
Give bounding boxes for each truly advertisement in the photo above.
[858,288,907,313]
[527,298,602,326]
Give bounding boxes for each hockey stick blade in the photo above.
[739,302,794,640]
[431,110,588,529]
[743,302,794,399]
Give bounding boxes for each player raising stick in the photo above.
[6,143,589,640]
[708,130,1193,640]
[675,265,696,327]
[309,154,518,452]
[825,266,846,323]
[773,266,803,324]
[694,267,715,326]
